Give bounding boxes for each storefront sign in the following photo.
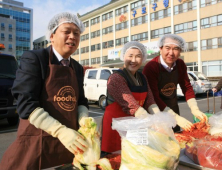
[152,3,157,11]
[108,41,159,59]
[132,10,137,17]
[142,7,146,14]
[163,0,169,8]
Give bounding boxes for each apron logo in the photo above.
[54,86,76,111]
[161,83,176,96]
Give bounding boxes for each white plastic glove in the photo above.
[164,107,193,131]
[134,106,150,118]
[78,105,89,123]
[187,98,208,122]
[29,107,89,154]
[148,104,161,114]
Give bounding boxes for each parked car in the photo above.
[177,74,197,97]
[0,54,18,125]
[84,68,118,109]
[187,71,212,94]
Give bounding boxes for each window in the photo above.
[88,70,97,79]
[1,33,4,40]
[1,23,4,29]
[151,8,171,21]
[201,37,222,50]
[80,46,89,53]
[116,36,129,46]
[91,58,96,64]
[74,49,79,55]
[131,0,148,10]
[81,34,89,41]
[201,14,222,29]
[102,11,113,21]
[91,30,100,38]
[201,0,222,7]
[102,26,113,35]
[115,6,128,16]
[9,24,12,31]
[131,32,148,41]
[187,41,198,51]
[103,40,113,49]
[131,15,148,26]
[174,0,196,15]
[97,57,101,64]
[83,21,89,28]
[91,16,100,26]
[8,44,12,50]
[175,21,196,34]
[100,70,112,80]
[102,56,108,63]
[91,43,100,51]
[115,21,128,31]
[151,26,171,39]
[9,34,12,41]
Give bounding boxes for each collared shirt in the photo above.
[160,55,176,72]
[52,47,70,62]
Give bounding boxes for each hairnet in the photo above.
[157,34,187,51]
[120,41,147,63]
[47,12,85,41]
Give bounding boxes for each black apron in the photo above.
[0,47,79,170]
[158,57,180,132]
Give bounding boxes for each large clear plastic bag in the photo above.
[112,112,180,170]
[209,111,222,135]
[194,138,222,169]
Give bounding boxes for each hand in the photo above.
[57,127,88,154]
[135,107,150,118]
[175,115,193,131]
[164,107,193,131]
[187,98,208,123]
[212,88,217,93]
[192,109,208,122]
[29,107,89,155]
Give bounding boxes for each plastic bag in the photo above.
[112,112,180,170]
[209,111,222,135]
[194,138,222,169]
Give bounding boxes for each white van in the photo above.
[187,71,212,94]
[84,68,119,109]
[177,74,197,97]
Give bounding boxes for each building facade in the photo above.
[33,36,49,50]
[0,15,16,56]
[72,0,222,77]
[0,0,33,61]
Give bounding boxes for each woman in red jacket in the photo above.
[101,41,161,153]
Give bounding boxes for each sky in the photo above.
[19,0,111,40]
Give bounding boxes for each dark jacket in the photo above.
[12,46,88,119]
[215,78,222,91]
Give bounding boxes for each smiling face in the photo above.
[159,38,181,68]
[50,23,80,59]
[124,48,143,75]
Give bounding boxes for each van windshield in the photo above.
[0,56,18,79]
[194,72,208,80]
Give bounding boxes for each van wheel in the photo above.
[99,96,106,110]
[7,115,19,126]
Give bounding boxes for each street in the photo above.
[0,94,221,162]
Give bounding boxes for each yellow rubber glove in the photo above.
[29,107,89,154]
[164,107,193,131]
[187,98,208,122]
[148,104,161,114]
[134,106,150,118]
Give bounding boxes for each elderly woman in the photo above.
[101,41,160,153]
